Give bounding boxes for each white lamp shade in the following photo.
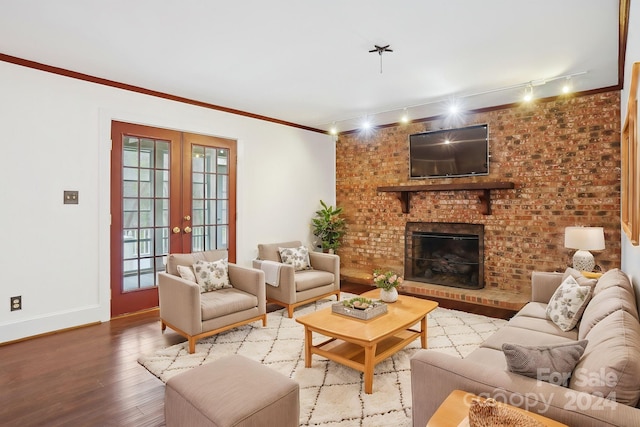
[564,226,605,251]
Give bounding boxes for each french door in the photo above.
[110,121,236,316]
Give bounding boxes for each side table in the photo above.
[426,390,568,427]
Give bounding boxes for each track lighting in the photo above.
[523,84,534,102]
[400,108,409,123]
[320,71,587,132]
[562,77,572,94]
[448,97,460,115]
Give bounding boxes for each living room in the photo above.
[1,1,640,426]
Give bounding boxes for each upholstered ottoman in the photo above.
[164,354,299,427]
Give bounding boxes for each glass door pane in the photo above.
[121,136,170,292]
[191,146,229,252]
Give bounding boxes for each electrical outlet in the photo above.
[63,190,79,204]
[10,296,21,311]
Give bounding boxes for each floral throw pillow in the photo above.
[278,246,312,271]
[192,259,232,292]
[546,275,592,332]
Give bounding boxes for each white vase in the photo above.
[380,287,398,303]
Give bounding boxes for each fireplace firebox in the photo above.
[405,222,484,289]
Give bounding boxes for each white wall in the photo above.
[622,0,640,306]
[0,61,335,342]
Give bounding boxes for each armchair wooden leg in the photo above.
[262,314,267,326]
[188,338,196,354]
[287,306,294,318]
[161,321,167,331]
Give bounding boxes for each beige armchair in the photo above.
[253,241,340,317]
[158,250,267,354]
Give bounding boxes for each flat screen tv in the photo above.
[409,124,489,179]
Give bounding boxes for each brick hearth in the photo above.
[341,268,528,311]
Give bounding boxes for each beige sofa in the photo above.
[410,268,640,427]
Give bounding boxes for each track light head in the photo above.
[562,77,572,94]
[523,84,534,102]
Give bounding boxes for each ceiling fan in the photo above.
[369,44,393,55]
[369,44,393,74]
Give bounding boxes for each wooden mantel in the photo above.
[377,182,515,214]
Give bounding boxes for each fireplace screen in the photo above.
[405,222,484,289]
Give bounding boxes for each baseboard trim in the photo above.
[0,321,102,347]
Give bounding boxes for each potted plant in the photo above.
[311,200,346,253]
[373,269,404,302]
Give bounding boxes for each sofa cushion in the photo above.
[193,259,232,292]
[594,268,634,296]
[200,288,259,320]
[481,325,576,351]
[278,245,312,271]
[570,310,640,406]
[579,285,640,340]
[502,340,588,386]
[465,347,508,371]
[507,315,579,340]
[513,302,548,320]
[563,267,598,288]
[546,275,592,332]
[294,270,335,292]
[593,268,634,295]
[176,265,196,282]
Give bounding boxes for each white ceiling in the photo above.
[0,1,622,133]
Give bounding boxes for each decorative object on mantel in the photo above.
[564,226,605,272]
[377,181,515,214]
[332,297,387,320]
[373,269,403,302]
[311,200,346,253]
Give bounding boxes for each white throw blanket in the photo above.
[258,260,282,287]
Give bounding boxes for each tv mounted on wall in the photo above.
[409,124,489,179]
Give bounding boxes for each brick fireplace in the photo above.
[335,91,621,308]
[405,222,484,290]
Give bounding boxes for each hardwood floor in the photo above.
[0,283,371,426]
[0,310,177,426]
[0,282,511,426]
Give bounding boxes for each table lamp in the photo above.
[564,226,605,272]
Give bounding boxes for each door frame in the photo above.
[110,121,237,317]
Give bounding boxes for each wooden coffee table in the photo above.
[295,289,438,393]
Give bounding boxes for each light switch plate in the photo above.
[64,190,79,204]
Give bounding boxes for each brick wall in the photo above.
[336,91,621,295]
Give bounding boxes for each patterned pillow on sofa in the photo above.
[278,246,312,271]
[546,275,592,332]
[193,259,232,292]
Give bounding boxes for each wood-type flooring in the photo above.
[0,282,511,426]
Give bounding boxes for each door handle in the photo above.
[184,226,192,234]
[184,215,191,221]
[172,226,181,234]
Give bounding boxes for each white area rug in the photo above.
[138,294,507,427]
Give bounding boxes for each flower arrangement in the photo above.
[373,269,404,291]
